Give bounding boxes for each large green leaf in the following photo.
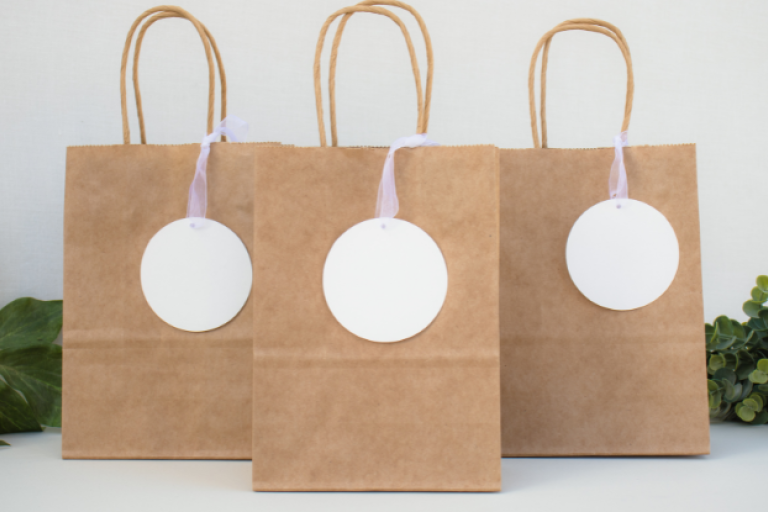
[0,344,62,427]
[0,298,62,351]
[0,298,63,429]
[757,275,768,293]
[0,380,41,434]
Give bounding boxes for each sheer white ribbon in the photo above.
[608,130,629,208]
[375,133,439,219]
[187,116,249,228]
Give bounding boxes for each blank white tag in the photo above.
[323,218,448,342]
[566,199,679,311]
[141,218,252,332]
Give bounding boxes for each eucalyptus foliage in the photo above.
[706,276,768,424]
[0,298,63,445]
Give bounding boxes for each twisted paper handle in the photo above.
[187,116,249,227]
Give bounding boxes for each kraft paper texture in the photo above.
[63,142,274,459]
[499,144,710,456]
[251,145,501,491]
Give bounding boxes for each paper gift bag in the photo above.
[63,6,277,459]
[500,20,709,456]
[251,2,501,491]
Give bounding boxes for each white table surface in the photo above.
[2,423,766,511]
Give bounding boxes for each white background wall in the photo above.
[0,0,764,322]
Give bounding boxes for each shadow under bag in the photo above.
[251,1,501,491]
[500,19,710,456]
[63,6,277,459]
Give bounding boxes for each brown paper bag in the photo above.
[500,20,710,456]
[63,6,277,459]
[251,2,501,491]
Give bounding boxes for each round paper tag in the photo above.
[141,218,252,332]
[566,199,679,311]
[323,218,448,342]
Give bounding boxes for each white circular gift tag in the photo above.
[323,218,448,342]
[141,218,252,332]
[566,199,679,311]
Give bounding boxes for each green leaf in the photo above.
[752,287,768,302]
[737,403,757,422]
[0,440,9,446]
[705,323,716,344]
[715,316,735,336]
[742,398,759,410]
[0,344,62,427]
[747,316,767,332]
[750,409,768,425]
[723,379,742,402]
[0,380,41,434]
[748,393,764,412]
[757,275,768,293]
[740,379,754,400]
[749,369,768,385]
[758,384,768,395]
[0,298,62,351]
[708,354,725,373]
[0,346,62,425]
[707,379,721,392]
[0,298,63,428]
[708,317,744,350]
[710,401,732,420]
[713,367,737,385]
[758,359,768,373]
[756,310,768,331]
[744,301,765,319]
[736,351,757,380]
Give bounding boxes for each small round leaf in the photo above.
[737,405,757,422]
[748,369,768,384]
[744,301,765,319]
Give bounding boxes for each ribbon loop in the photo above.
[608,130,628,207]
[187,116,249,227]
[375,133,439,219]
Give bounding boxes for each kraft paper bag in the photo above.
[252,2,501,491]
[500,20,710,456]
[63,6,277,459]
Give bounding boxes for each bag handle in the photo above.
[314,5,423,147]
[529,20,634,148]
[132,11,228,144]
[327,0,433,147]
[120,6,222,144]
